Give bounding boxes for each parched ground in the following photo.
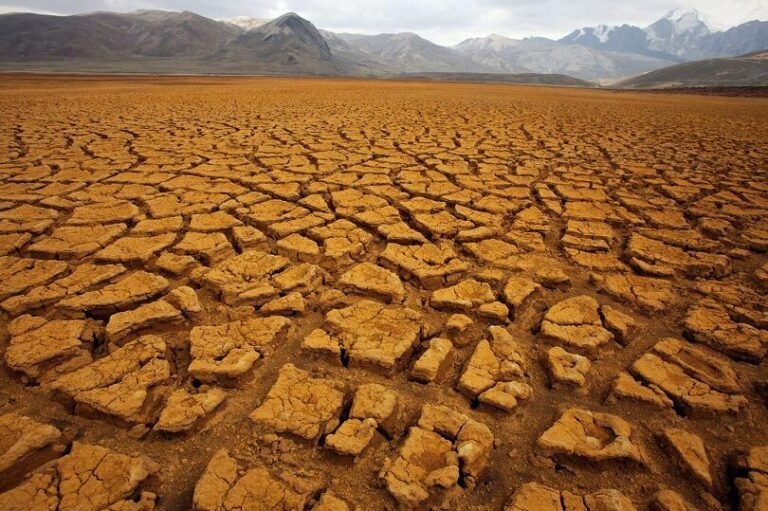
[0,74,767,511]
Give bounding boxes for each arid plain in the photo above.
[0,75,766,511]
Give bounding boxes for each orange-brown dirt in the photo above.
[0,74,766,511]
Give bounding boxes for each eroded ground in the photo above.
[0,74,767,511]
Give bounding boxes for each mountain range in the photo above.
[561,8,768,62]
[0,8,766,86]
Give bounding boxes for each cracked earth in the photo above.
[0,74,767,510]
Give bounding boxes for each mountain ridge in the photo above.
[560,7,768,61]
[203,12,347,75]
[0,8,765,86]
[617,51,768,88]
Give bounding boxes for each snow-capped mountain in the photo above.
[645,8,713,56]
[454,35,676,83]
[219,16,270,31]
[560,8,768,61]
[559,24,659,58]
[581,25,615,44]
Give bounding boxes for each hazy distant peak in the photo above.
[661,7,708,23]
[592,25,616,43]
[219,15,270,31]
[486,33,520,44]
[649,7,715,33]
[125,9,178,20]
[391,32,421,39]
[258,12,310,30]
[131,9,172,15]
[568,24,619,44]
[258,11,321,36]
[272,12,307,23]
[455,33,519,52]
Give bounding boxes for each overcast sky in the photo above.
[1,0,766,45]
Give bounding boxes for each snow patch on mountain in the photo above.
[593,25,615,43]
[657,7,720,32]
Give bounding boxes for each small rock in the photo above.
[600,305,637,345]
[651,489,696,511]
[155,387,227,433]
[445,313,473,335]
[660,428,713,489]
[249,364,344,441]
[165,286,203,316]
[411,337,455,383]
[502,277,541,318]
[276,233,320,262]
[537,408,645,464]
[337,262,405,303]
[260,292,306,315]
[128,424,150,439]
[478,301,510,322]
[546,346,591,387]
[325,418,377,456]
[350,383,403,438]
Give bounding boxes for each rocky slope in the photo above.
[206,12,347,75]
[617,51,768,89]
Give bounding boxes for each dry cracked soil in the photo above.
[0,73,767,511]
